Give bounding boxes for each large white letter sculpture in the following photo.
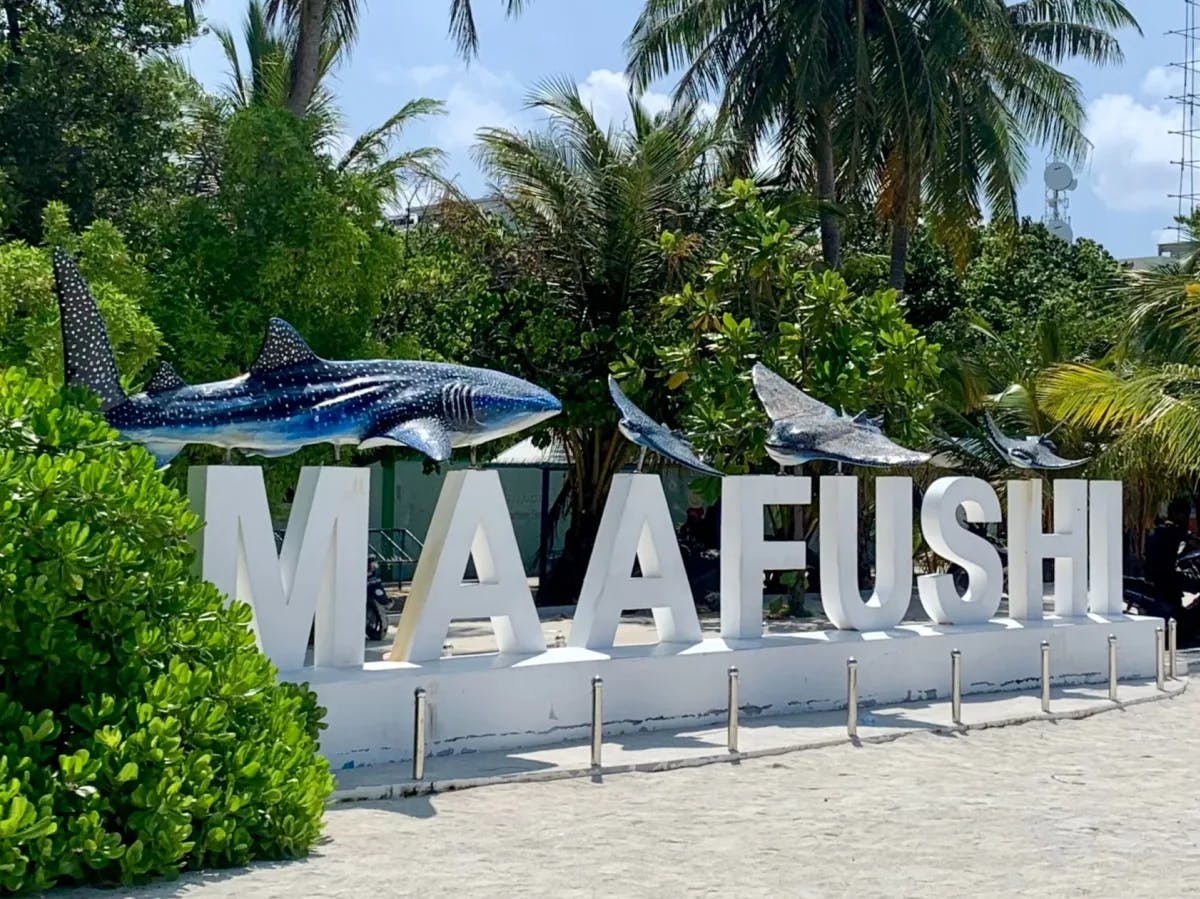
[570,473,703,650]
[1008,478,1089,620]
[719,476,812,640]
[1088,480,1124,615]
[917,477,1004,624]
[820,476,914,631]
[189,465,369,671]
[391,469,544,663]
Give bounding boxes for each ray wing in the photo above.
[608,376,721,476]
[608,376,658,431]
[752,363,837,423]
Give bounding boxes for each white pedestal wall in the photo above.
[288,614,1161,771]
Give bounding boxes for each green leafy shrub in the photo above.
[0,369,334,893]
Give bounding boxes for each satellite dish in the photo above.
[1067,177,1078,191]
[1047,218,1074,243]
[1044,162,1074,191]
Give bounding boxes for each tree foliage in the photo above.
[147,105,404,380]
[0,0,195,242]
[0,203,160,384]
[0,368,333,892]
[626,180,941,479]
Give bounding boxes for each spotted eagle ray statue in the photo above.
[981,411,1087,471]
[751,363,930,469]
[52,250,561,469]
[608,376,721,476]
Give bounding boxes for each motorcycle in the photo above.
[365,556,391,641]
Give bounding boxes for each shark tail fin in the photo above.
[52,249,127,412]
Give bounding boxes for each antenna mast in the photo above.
[1169,0,1200,239]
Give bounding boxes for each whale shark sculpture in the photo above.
[52,250,562,469]
[751,363,930,469]
[608,376,721,476]
[982,411,1088,471]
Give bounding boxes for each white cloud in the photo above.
[1085,92,1178,213]
[1141,66,1183,99]
[576,68,672,131]
[436,80,521,148]
[406,64,452,87]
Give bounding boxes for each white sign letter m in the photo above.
[188,465,369,671]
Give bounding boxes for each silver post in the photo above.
[590,676,603,768]
[412,687,427,781]
[846,658,859,738]
[554,630,565,648]
[1040,641,1051,714]
[1156,626,1166,690]
[950,649,962,725]
[1168,618,1178,679]
[1108,634,1118,702]
[727,666,740,753]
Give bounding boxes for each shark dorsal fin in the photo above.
[145,361,186,394]
[250,318,319,373]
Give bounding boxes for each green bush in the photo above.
[0,369,334,893]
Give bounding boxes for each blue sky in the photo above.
[183,0,1179,258]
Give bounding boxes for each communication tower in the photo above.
[1169,0,1200,239]
[1043,160,1077,244]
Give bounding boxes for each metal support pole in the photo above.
[590,676,603,768]
[412,687,427,781]
[1040,641,1051,714]
[1168,618,1178,679]
[1108,634,1118,702]
[1156,626,1166,691]
[727,666,740,753]
[950,649,962,725]
[846,658,859,738]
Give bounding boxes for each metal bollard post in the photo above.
[1168,618,1178,679]
[590,676,603,768]
[950,649,962,725]
[1156,626,1166,690]
[727,667,740,753]
[412,687,427,781]
[554,630,566,648]
[1108,634,1118,702]
[846,658,859,738]
[1040,641,1051,714]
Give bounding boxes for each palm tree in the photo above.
[626,0,1137,281]
[628,0,880,268]
[212,1,444,201]
[876,0,1137,290]
[474,79,726,598]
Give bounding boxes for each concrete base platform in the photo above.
[332,673,1188,802]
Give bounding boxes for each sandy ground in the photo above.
[76,672,1200,899]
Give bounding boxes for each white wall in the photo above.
[291,615,1160,771]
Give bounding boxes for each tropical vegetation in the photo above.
[0,0,1191,886]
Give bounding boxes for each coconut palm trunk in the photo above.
[286,0,325,115]
[814,106,840,269]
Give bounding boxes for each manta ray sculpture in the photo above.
[751,363,930,469]
[608,376,721,476]
[982,411,1088,471]
[52,250,561,469]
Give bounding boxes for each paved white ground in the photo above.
[78,672,1200,899]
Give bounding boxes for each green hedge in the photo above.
[0,369,334,892]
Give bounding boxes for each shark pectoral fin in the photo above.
[360,419,452,461]
[141,442,182,470]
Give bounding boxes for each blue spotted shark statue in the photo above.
[608,376,721,476]
[52,249,561,469]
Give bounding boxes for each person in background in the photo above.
[1144,498,1193,613]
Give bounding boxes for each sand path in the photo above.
[79,672,1200,898]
